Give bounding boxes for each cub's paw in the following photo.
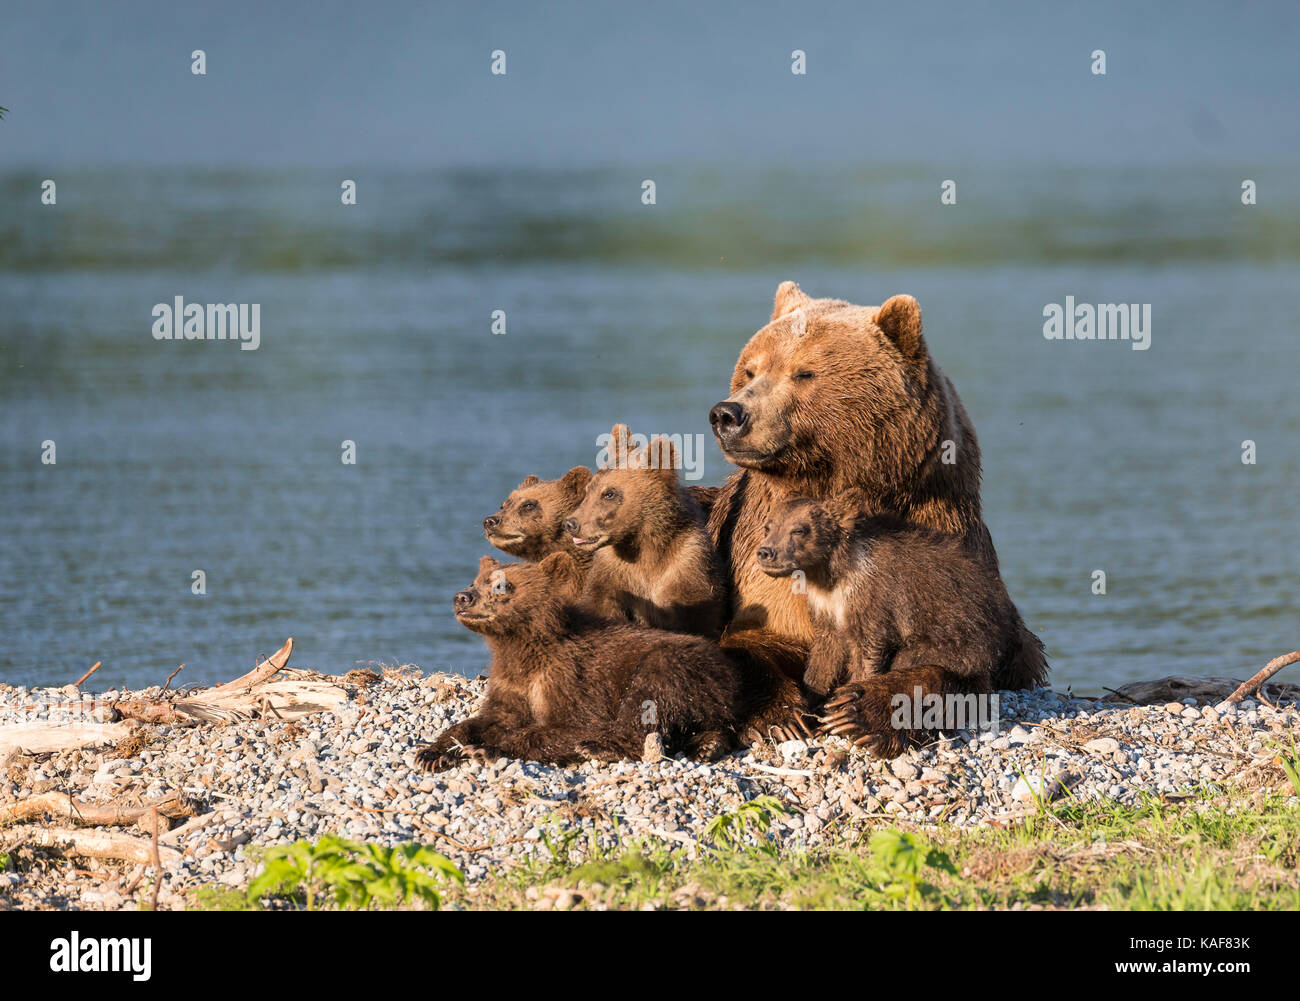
[415,745,461,772]
[687,730,732,763]
[574,740,625,763]
[740,709,815,746]
[460,743,505,766]
[817,683,913,759]
[415,742,502,771]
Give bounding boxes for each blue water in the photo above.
[2,166,1298,692]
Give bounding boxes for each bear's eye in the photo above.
[743,368,755,381]
[519,499,539,513]
[602,488,619,502]
[791,526,809,537]
[793,371,815,381]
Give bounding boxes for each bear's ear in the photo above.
[646,436,680,482]
[517,474,540,489]
[771,280,812,321]
[538,551,583,596]
[558,465,592,497]
[606,424,633,469]
[827,487,869,525]
[873,294,925,360]
[478,554,501,575]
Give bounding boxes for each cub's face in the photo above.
[563,425,678,551]
[453,554,583,635]
[483,467,591,560]
[756,498,838,578]
[563,468,643,550]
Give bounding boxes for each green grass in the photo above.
[453,790,1300,911]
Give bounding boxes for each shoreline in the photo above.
[1,670,1298,910]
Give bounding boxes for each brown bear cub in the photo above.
[415,553,740,771]
[564,424,726,639]
[483,466,594,565]
[757,490,1020,757]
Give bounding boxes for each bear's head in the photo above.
[563,424,684,552]
[483,466,592,561]
[710,282,965,502]
[756,489,865,582]
[453,553,585,636]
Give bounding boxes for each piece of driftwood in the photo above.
[0,790,199,827]
[1108,674,1300,706]
[2,825,182,867]
[0,721,135,757]
[1228,651,1300,703]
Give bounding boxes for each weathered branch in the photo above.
[0,790,199,827]
[3,825,182,866]
[1228,651,1300,703]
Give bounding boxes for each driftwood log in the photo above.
[1109,672,1300,706]
[0,790,199,828]
[0,638,350,757]
[1,825,182,867]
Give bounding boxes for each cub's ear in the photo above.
[827,488,869,525]
[478,554,502,575]
[517,474,540,489]
[772,280,811,321]
[538,551,583,596]
[558,465,592,497]
[646,436,679,481]
[606,424,633,470]
[873,294,925,360]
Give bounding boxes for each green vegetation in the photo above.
[457,789,1300,911]
[183,789,1299,911]
[240,836,463,910]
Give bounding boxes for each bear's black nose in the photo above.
[483,514,500,532]
[756,546,776,563]
[709,401,748,437]
[454,589,476,610]
[562,518,579,536]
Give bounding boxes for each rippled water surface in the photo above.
[2,166,1297,691]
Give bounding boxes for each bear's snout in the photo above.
[709,401,749,441]
[756,545,776,564]
[454,588,477,610]
[562,517,580,536]
[483,514,500,532]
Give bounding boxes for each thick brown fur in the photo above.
[758,492,1019,755]
[565,424,726,639]
[415,553,740,769]
[707,282,1048,722]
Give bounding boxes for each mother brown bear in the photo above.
[709,282,1048,754]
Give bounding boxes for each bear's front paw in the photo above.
[574,740,625,763]
[415,745,462,772]
[460,743,504,766]
[817,683,910,759]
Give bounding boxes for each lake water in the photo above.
[2,165,1297,692]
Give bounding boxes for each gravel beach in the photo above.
[2,669,1297,910]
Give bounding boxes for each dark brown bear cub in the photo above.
[415,553,740,770]
[483,466,594,564]
[564,424,726,639]
[757,490,1020,757]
